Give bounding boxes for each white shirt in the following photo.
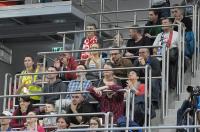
[153,31,179,49]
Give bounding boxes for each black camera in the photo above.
[187,86,200,96]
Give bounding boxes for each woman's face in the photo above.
[103,64,113,77]
[90,119,99,128]
[45,104,55,113]
[90,43,99,55]
[24,57,34,69]
[128,71,138,81]
[19,98,30,112]
[53,59,61,69]
[26,112,37,124]
[57,118,69,129]
[113,34,123,46]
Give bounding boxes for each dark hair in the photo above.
[16,97,34,123]
[160,17,172,23]
[103,62,113,68]
[24,55,36,71]
[149,9,160,16]
[86,23,97,29]
[56,117,70,128]
[128,70,140,78]
[45,101,55,108]
[130,25,142,34]
[48,66,59,71]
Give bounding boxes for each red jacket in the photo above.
[88,85,124,123]
[64,57,77,80]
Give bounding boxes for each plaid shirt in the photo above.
[87,85,124,123]
[66,80,92,99]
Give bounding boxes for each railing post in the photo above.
[161,44,166,120]
[177,23,182,96]
[131,91,135,121]
[3,73,12,111]
[144,65,148,132]
[148,66,152,132]
[165,47,169,116]
[125,89,130,132]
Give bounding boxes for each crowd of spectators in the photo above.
[0,1,197,131]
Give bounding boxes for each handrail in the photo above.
[56,125,200,131]
[86,5,193,16]
[57,24,179,35]
[38,45,162,55]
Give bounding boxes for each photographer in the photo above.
[176,86,200,132]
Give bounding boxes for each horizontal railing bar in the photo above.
[57,24,179,35]
[37,45,162,55]
[57,125,200,131]
[86,5,193,15]
[15,66,146,76]
[0,112,110,119]
[0,89,128,98]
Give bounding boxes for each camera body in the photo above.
[187,86,200,96]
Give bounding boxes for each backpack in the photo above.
[185,31,195,59]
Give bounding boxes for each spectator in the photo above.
[96,62,122,87]
[153,17,179,90]
[59,52,77,81]
[53,57,66,81]
[56,117,70,130]
[89,117,102,132]
[79,23,103,60]
[125,70,146,126]
[144,10,162,43]
[113,32,125,48]
[66,64,92,100]
[87,84,124,123]
[172,5,194,59]
[172,4,193,32]
[125,25,152,62]
[153,17,179,54]
[10,97,36,129]
[17,55,42,103]
[43,101,57,127]
[151,0,171,18]
[65,93,95,125]
[85,43,105,80]
[110,46,132,87]
[125,70,145,96]
[88,63,124,123]
[133,48,161,108]
[0,111,12,131]
[24,111,45,132]
[40,66,66,104]
[181,0,196,15]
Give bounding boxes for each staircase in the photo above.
[157,66,200,132]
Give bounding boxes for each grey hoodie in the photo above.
[40,79,66,104]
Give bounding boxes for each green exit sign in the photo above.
[52,47,63,52]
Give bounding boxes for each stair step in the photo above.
[163,115,177,125]
[158,128,176,132]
